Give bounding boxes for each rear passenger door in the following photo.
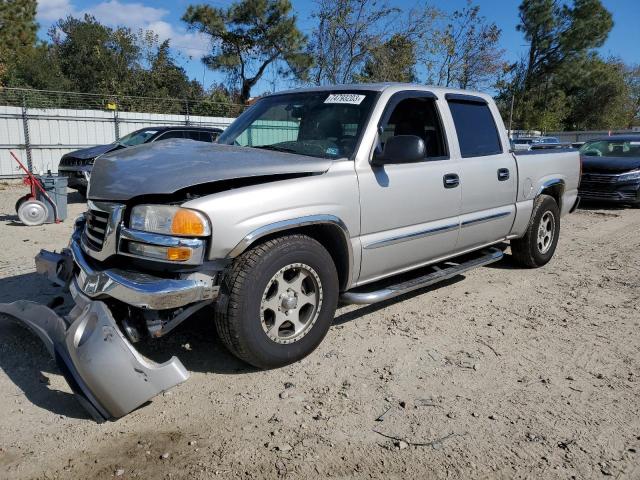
[446,94,517,251]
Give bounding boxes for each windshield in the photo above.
[118,128,158,146]
[579,139,640,158]
[217,91,377,159]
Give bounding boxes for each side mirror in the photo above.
[372,135,426,166]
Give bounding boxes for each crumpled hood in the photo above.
[88,140,333,201]
[581,155,640,173]
[63,143,122,161]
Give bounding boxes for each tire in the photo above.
[511,194,560,268]
[15,194,32,214]
[214,234,339,369]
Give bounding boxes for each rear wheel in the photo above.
[511,194,560,268]
[214,234,339,369]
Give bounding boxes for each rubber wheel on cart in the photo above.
[14,194,32,214]
[17,199,49,226]
[214,234,339,369]
[510,194,560,268]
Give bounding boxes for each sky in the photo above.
[35,0,640,94]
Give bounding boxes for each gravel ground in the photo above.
[0,181,639,479]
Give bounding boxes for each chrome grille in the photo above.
[81,201,125,261]
[84,209,109,251]
[579,189,637,200]
[581,173,619,183]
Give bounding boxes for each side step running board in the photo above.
[340,247,504,305]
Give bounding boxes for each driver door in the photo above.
[356,92,462,284]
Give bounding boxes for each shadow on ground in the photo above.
[0,273,89,419]
[0,319,90,420]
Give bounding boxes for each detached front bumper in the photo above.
[0,296,189,422]
[0,230,222,421]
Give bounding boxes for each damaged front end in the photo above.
[0,217,217,421]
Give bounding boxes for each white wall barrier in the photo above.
[0,105,235,177]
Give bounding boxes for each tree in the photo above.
[183,0,311,104]
[136,34,202,101]
[0,0,38,84]
[425,1,506,90]
[6,43,69,91]
[309,0,398,85]
[557,56,626,129]
[497,0,616,130]
[624,64,640,128]
[517,0,612,91]
[355,34,417,83]
[50,15,141,95]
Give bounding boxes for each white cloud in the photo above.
[82,1,168,28]
[37,0,75,22]
[146,20,210,60]
[37,0,210,59]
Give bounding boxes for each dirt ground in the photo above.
[0,181,638,479]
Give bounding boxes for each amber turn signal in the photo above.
[166,246,192,261]
[171,209,207,236]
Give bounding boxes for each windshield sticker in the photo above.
[325,147,339,156]
[324,94,366,105]
[630,141,640,146]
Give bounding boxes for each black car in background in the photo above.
[58,126,223,194]
[578,136,640,207]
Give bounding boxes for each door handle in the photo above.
[443,173,460,188]
[497,168,510,181]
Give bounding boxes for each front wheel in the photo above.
[214,234,339,369]
[510,194,560,268]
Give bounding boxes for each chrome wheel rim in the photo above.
[537,211,555,254]
[260,263,323,344]
[19,200,47,226]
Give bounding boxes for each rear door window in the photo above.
[447,100,502,158]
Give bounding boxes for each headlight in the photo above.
[130,205,211,236]
[616,169,640,182]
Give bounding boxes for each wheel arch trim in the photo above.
[227,214,354,290]
[536,178,565,210]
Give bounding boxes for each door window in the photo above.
[447,100,502,158]
[184,131,214,142]
[380,97,448,158]
[155,130,185,141]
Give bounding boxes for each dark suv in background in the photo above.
[578,135,640,207]
[58,126,223,195]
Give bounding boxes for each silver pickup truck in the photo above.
[1,84,580,421]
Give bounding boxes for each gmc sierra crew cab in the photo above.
[1,83,580,421]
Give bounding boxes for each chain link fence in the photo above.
[0,88,246,176]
